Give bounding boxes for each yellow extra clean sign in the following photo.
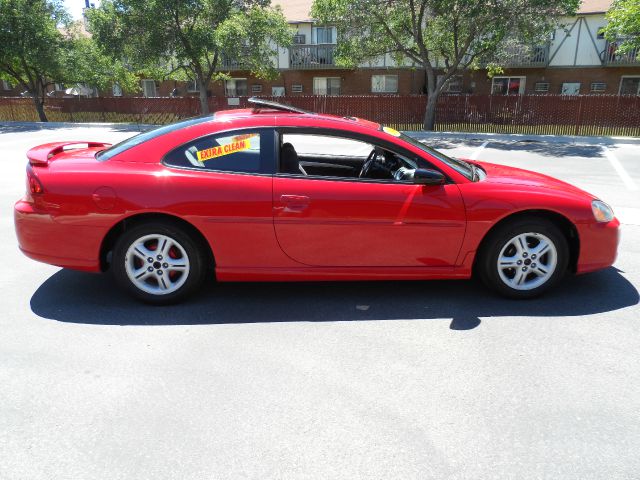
[196,138,251,163]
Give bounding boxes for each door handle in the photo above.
[280,194,310,212]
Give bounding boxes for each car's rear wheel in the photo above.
[112,221,206,304]
[478,219,569,298]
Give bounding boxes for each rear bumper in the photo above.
[576,218,620,274]
[14,199,102,272]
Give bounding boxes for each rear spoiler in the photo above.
[26,141,111,166]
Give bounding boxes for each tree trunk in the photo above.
[422,92,439,131]
[198,76,209,115]
[32,94,48,122]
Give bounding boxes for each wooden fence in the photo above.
[1,94,639,136]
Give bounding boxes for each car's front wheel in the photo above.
[112,221,206,304]
[478,219,569,298]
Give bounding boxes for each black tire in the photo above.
[112,221,207,305]
[477,218,569,299]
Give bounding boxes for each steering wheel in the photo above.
[359,149,378,178]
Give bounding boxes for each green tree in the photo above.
[0,0,70,121]
[87,0,292,114]
[603,0,640,52]
[312,0,579,130]
[0,0,138,121]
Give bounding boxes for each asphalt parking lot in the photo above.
[1,123,639,479]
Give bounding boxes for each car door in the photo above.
[272,130,466,268]
[162,128,281,268]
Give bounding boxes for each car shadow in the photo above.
[30,267,638,330]
[414,136,606,159]
[481,140,605,158]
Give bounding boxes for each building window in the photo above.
[225,78,248,96]
[438,75,463,93]
[293,34,306,44]
[187,79,199,92]
[590,82,607,93]
[371,75,398,93]
[561,82,581,95]
[313,26,335,44]
[112,83,123,97]
[251,84,263,94]
[272,86,285,96]
[619,76,640,95]
[534,82,550,93]
[313,77,341,95]
[292,84,303,93]
[491,76,526,95]
[141,79,157,97]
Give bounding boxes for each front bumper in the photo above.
[575,217,620,274]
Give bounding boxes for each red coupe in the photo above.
[14,98,619,304]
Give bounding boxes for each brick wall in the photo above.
[99,66,640,99]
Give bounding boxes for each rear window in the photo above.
[96,115,214,161]
[163,129,275,174]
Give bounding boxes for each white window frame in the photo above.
[112,83,123,97]
[371,74,398,93]
[561,82,581,95]
[291,84,303,93]
[272,86,285,96]
[491,76,526,95]
[313,26,336,44]
[618,76,640,95]
[141,79,157,97]
[313,77,341,95]
[590,82,606,93]
[224,78,248,97]
[534,82,550,93]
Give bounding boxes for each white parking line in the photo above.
[603,147,639,191]
[470,141,489,160]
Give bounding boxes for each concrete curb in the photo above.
[404,131,640,146]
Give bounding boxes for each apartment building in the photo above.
[6,0,635,99]
[166,0,631,101]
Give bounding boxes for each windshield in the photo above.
[96,115,214,161]
[397,132,474,180]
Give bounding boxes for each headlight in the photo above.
[592,200,614,223]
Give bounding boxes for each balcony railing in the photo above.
[603,40,639,65]
[220,54,248,71]
[289,44,337,69]
[498,44,549,67]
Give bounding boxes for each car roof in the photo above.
[213,107,381,131]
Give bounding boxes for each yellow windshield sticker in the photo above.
[196,138,251,163]
[383,126,401,137]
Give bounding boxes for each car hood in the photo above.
[473,161,596,199]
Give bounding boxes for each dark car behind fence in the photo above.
[1,94,639,136]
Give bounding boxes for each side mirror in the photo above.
[413,168,445,185]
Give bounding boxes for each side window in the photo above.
[279,132,421,181]
[164,129,275,174]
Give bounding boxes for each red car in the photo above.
[14,98,619,304]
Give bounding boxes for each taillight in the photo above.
[26,166,44,195]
